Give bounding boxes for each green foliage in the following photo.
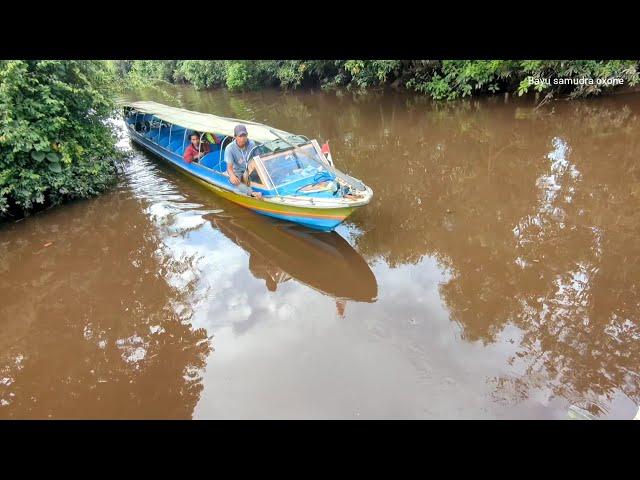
[400,60,639,100]
[273,60,306,89]
[127,60,179,86]
[344,60,402,89]
[111,60,133,78]
[0,60,121,219]
[225,61,254,91]
[175,60,227,89]
[405,60,518,100]
[112,59,640,100]
[515,60,639,98]
[224,61,279,91]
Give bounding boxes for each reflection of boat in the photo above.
[121,101,373,231]
[207,212,378,303]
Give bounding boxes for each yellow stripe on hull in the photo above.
[179,166,356,221]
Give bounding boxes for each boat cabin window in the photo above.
[249,169,261,184]
[246,159,268,188]
[259,143,334,188]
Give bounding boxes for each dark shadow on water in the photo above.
[207,212,378,303]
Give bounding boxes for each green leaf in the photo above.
[31,151,46,162]
[46,152,60,162]
[48,162,62,173]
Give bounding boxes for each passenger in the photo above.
[225,124,262,199]
[183,133,210,164]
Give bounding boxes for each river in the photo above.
[1,85,639,419]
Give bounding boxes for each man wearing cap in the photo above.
[225,124,262,199]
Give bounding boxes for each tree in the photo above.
[0,60,121,219]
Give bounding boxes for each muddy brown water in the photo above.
[1,86,639,419]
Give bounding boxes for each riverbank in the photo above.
[115,60,640,101]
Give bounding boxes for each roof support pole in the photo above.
[219,136,229,164]
[198,132,205,161]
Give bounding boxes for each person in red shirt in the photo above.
[183,133,210,163]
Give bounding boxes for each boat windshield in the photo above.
[258,143,334,188]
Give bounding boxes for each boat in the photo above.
[121,101,373,231]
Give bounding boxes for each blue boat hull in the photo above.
[127,128,353,231]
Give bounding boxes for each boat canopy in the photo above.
[121,100,293,144]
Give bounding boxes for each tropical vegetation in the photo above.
[0,60,123,220]
[115,60,640,99]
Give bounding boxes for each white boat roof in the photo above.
[121,100,293,144]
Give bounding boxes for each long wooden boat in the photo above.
[121,101,373,231]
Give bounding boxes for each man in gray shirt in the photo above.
[225,124,262,199]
